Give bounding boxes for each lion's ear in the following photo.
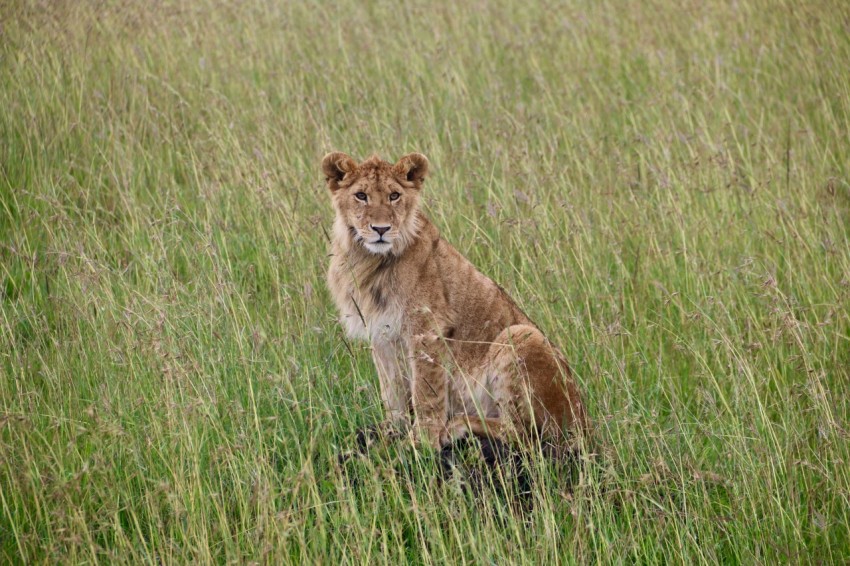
[394,153,429,187]
[321,152,358,190]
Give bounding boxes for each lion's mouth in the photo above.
[364,238,393,254]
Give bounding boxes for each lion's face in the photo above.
[323,152,429,256]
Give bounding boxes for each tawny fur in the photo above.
[323,152,588,452]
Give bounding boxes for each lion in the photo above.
[323,151,588,456]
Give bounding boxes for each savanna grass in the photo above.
[1,0,849,563]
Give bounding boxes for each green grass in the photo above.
[2,0,849,562]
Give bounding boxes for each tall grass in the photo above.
[1,0,849,562]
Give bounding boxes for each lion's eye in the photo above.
[355,192,367,201]
[389,192,401,201]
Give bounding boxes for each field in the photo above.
[2,0,849,563]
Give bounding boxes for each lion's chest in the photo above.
[338,294,403,343]
[330,266,404,344]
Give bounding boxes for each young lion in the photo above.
[323,152,588,454]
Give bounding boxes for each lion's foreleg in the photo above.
[409,332,449,449]
[372,339,411,425]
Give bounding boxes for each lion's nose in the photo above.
[371,225,390,236]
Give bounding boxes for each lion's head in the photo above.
[322,152,429,256]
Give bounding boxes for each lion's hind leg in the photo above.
[447,324,587,453]
[444,414,510,444]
